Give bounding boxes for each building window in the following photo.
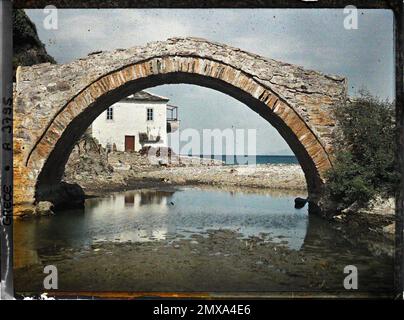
[106,107,113,120]
[147,108,154,121]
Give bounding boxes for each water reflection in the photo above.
[14,187,394,294]
[15,187,309,268]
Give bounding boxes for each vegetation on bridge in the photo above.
[325,91,399,211]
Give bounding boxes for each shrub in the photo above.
[324,91,399,210]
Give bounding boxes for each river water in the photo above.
[14,187,394,296]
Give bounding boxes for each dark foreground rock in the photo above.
[294,197,308,209]
[13,9,56,78]
[35,181,85,211]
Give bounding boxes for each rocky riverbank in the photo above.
[67,163,307,196]
[64,135,307,195]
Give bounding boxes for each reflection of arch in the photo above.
[14,38,346,215]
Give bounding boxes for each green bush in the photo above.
[325,91,399,210]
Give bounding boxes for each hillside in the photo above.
[13,9,56,77]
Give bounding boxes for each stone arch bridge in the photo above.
[14,37,347,216]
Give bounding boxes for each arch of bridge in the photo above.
[13,37,346,214]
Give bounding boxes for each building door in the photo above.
[124,194,135,206]
[125,135,135,152]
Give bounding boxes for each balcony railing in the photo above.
[139,132,161,143]
[167,104,179,133]
[167,104,178,121]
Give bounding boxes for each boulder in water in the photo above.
[35,201,54,216]
[294,197,308,209]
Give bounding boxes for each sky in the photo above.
[26,9,394,155]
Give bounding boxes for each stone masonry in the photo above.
[14,37,347,215]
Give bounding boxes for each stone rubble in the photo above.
[64,136,307,193]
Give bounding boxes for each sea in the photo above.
[190,155,298,165]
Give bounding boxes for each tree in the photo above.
[324,91,399,210]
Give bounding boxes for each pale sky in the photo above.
[26,9,394,155]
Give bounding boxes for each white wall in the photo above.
[92,100,168,152]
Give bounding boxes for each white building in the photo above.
[91,91,179,152]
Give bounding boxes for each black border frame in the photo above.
[1,0,13,300]
[1,0,403,300]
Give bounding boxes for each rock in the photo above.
[174,177,187,184]
[341,201,360,215]
[367,197,395,215]
[36,181,85,210]
[34,201,54,216]
[382,223,395,235]
[112,163,131,171]
[333,214,345,222]
[158,160,168,167]
[294,197,308,209]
